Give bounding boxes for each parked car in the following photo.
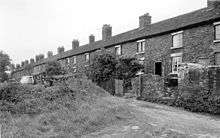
[20,76,35,84]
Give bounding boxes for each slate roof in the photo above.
[21,6,220,69]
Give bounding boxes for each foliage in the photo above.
[45,61,65,76]
[139,67,220,115]
[0,51,11,82]
[86,53,143,94]
[114,57,144,90]
[86,52,117,84]
[115,57,144,80]
[0,79,132,137]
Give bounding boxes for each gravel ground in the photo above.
[83,98,220,138]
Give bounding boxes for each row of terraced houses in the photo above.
[13,0,220,83]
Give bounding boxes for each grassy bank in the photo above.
[0,79,133,137]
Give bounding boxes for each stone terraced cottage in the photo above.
[13,0,220,91]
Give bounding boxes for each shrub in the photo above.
[0,83,23,103]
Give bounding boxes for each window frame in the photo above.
[73,56,76,64]
[171,53,182,74]
[85,53,90,62]
[137,40,145,54]
[171,31,183,49]
[115,45,122,56]
[72,67,77,73]
[214,22,220,42]
[66,58,70,64]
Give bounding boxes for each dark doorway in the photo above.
[155,62,162,76]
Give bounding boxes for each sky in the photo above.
[0,0,207,65]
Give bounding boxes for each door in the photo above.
[155,62,162,76]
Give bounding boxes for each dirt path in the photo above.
[84,98,220,138]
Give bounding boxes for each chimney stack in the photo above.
[57,47,65,54]
[24,60,29,65]
[72,39,79,49]
[47,51,53,58]
[16,64,20,69]
[89,34,95,44]
[35,55,39,62]
[139,13,151,28]
[38,54,44,61]
[21,61,25,67]
[207,0,220,8]
[102,24,112,41]
[30,58,35,64]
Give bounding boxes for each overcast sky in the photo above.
[0,0,207,64]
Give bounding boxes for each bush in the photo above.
[0,83,23,103]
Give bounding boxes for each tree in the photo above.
[86,52,117,84]
[86,52,144,95]
[45,60,65,86]
[114,57,144,94]
[0,51,11,82]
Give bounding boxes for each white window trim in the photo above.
[137,39,145,42]
[171,53,183,57]
[171,31,183,49]
[171,31,183,36]
[72,67,77,73]
[85,53,90,62]
[214,21,220,25]
[136,40,145,54]
[115,45,122,55]
[73,56,77,64]
[171,54,182,74]
[214,38,220,43]
[66,58,70,64]
[214,23,220,42]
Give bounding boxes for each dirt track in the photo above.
[84,97,220,138]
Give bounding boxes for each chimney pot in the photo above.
[102,24,112,41]
[89,34,95,44]
[207,0,220,8]
[57,47,65,54]
[139,13,151,28]
[72,39,79,49]
[47,51,53,58]
[30,58,35,64]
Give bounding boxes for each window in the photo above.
[72,67,77,73]
[214,24,220,41]
[73,56,76,64]
[115,45,122,56]
[171,56,182,74]
[215,52,220,65]
[137,40,145,53]
[66,58,70,64]
[172,31,183,48]
[85,53,90,62]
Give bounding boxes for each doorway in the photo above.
[155,62,162,76]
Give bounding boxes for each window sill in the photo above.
[170,46,183,50]
[136,52,145,55]
[214,40,220,43]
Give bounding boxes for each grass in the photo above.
[0,79,134,138]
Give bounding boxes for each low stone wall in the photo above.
[130,74,164,99]
[179,65,220,96]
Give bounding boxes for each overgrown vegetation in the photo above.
[86,52,143,95]
[139,66,220,115]
[0,51,11,82]
[44,60,66,86]
[0,79,133,137]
